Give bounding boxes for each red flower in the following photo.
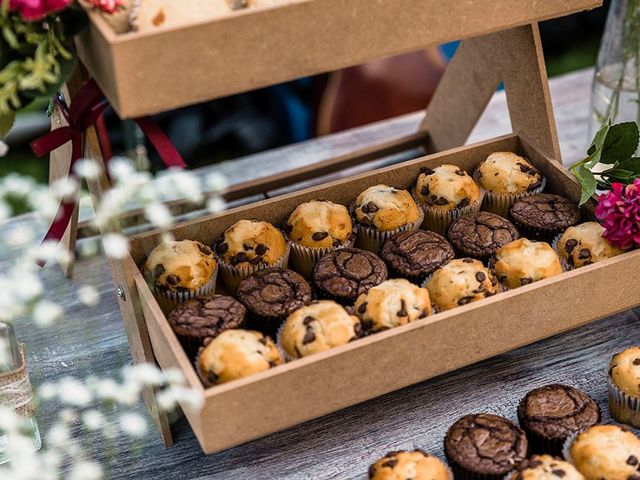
[595,178,640,249]
[83,0,124,14]
[5,0,72,21]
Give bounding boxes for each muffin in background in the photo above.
[609,346,640,428]
[368,450,452,480]
[508,455,583,480]
[509,194,580,239]
[353,184,423,252]
[475,152,545,215]
[565,425,640,480]
[143,239,218,310]
[447,211,519,259]
[493,238,563,289]
[354,279,432,333]
[197,329,283,386]
[414,164,483,234]
[286,200,354,277]
[214,219,289,292]
[557,222,626,268]
[425,258,498,311]
[279,300,361,359]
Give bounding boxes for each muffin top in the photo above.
[369,450,451,480]
[476,152,543,195]
[354,184,422,231]
[167,295,246,340]
[354,279,432,333]
[215,219,287,266]
[313,248,388,302]
[236,268,312,319]
[493,238,563,289]
[415,164,482,211]
[569,425,640,480]
[380,229,455,279]
[426,258,498,311]
[517,384,600,441]
[448,211,520,258]
[280,300,361,358]
[557,222,626,268]
[610,347,640,397]
[510,455,584,480]
[197,329,282,385]
[286,200,353,249]
[445,413,528,476]
[144,240,217,292]
[509,194,580,232]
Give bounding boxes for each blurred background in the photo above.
[0,2,610,184]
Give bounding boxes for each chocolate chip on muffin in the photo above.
[509,194,580,238]
[369,450,452,480]
[556,222,626,268]
[447,211,519,258]
[380,230,454,281]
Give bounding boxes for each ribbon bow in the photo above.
[30,79,187,262]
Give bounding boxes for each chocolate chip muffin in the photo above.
[557,222,626,269]
[279,300,361,359]
[447,211,519,259]
[445,413,528,480]
[353,184,423,252]
[493,238,563,289]
[286,200,355,277]
[313,248,388,303]
[380,230,454,282]
[369,450,452,480]
[214,219,289,292]
[509,194,580,239]
[517,384,600,455]
[167,295,247,358]
[236,268,312,334]
[354,279,432,333]
[609,347,640,428]
[143,240,218,309]
[197,329,283,386]
[425,258,498,311]
[566,425,640,480]
[508,455,584,480]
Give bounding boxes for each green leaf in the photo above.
[599,122,640,164]
[617,157,640,173]
[574,165,597,206]
[585,121,611,168]
[0,110,15,137]
[603,168,635,180]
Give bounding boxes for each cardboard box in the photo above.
[125,133,640,454]
[74,0,600,118]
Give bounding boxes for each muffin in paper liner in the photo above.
[473,170,547,217]
[355,208,424,254]
[368,450,454,480]
[288,232,356,279]
[608,377,640,429]
[153,264,218,313]
[218,242,291,294]
[487,250,569,293]
[414,188,486,236]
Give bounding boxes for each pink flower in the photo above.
[84,0,124,14]
[595,178,640,249]
[5,0,72,21]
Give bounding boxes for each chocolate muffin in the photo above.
[380,229,455,282]
[447,212,520,259]
[444,413,527,480]
[313,248,388,303]
[509,194,580,239]
[236,268,312,334]
[517,384,600,455]
[167,295,247,358]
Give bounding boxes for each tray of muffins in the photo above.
[126,133,640,454]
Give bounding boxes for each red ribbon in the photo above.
[30,79,187,264]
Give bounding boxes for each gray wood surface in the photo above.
[6,67,638,480]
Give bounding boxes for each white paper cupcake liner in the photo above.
[153,264,218,313]
[562,430,582,464]
[473,171,547,217]
[355,208,424,253]
[288,232,356,279]
[218,243,291,294]
[414,189,486,236]
[608,373,640,428]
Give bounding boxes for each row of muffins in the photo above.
[369,345,640,480]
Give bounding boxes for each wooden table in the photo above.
[8,67,639,479]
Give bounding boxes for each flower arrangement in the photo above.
[595,179,640,249]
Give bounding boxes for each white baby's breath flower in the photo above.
[38,382,58,400]
[2,173,35,198]
[107,157,136,180]
[119,412,148,437]
[81,410,105,431]
[59,408,78,424]
[162,368,185,385]
[123,363,165,387]
[0,406,19,430]
[0,139,8,157]
[32,241,73,269]
[102,233,129,259]
[33,300,63,326]
[77,285,100,307]
[206,196,226,214]
[69,461,103,480]
[57,377,93,407]
[169,169,203,204]
[93,378,119,402]
[0,200,11,222]
[47,423,70,445]
[144,203,173,229]
[73,158,102,180]
[14,272,43,302]
[79,238,100,258]
[50,177,80,202]
[5,224,35,247]
[169,386,204,411]
[205,172,229,193]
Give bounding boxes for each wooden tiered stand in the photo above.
[45,0,622,454]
